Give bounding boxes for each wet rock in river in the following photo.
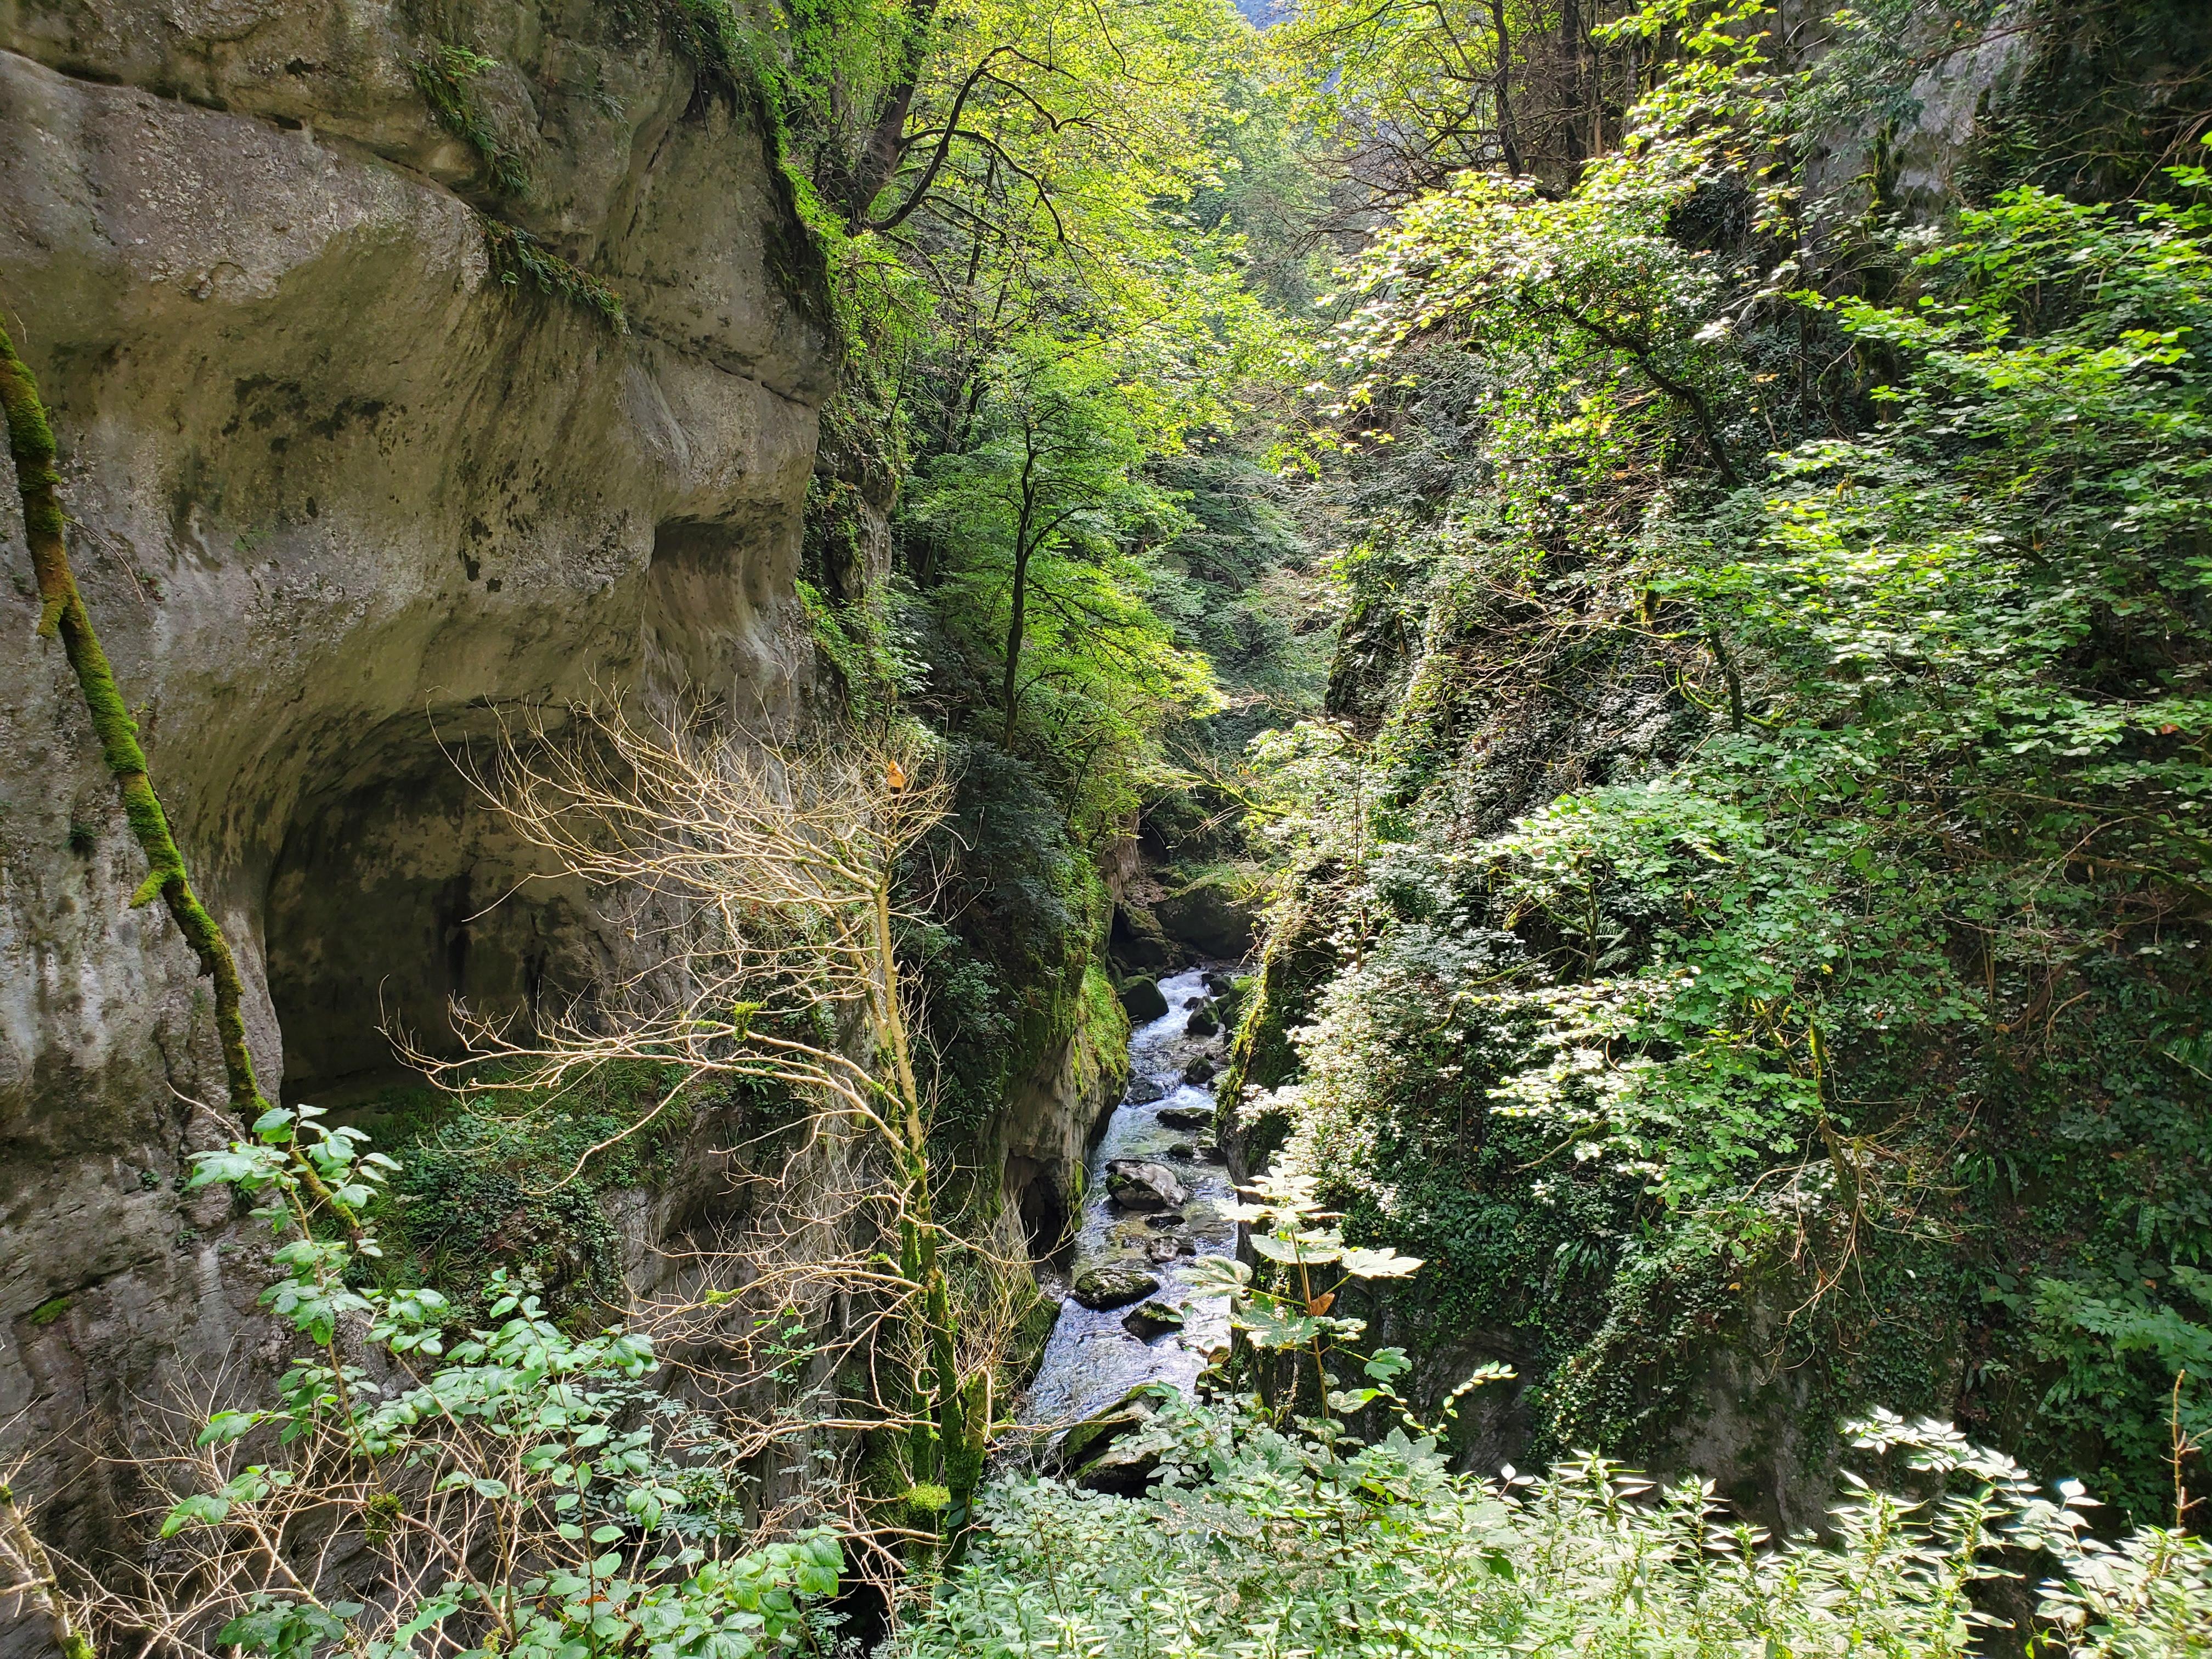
[1167,1141,1197,1160]
[1184,1005,1220,1037]
[1105,1159,1187,1210]
[1118,976,1169,1021]
[1156,876,1258,960]
[1122,1300,1184,1339]
[1125,1074,1166,1105]
[1071,1261,1161,1309]
[1057,1386,1166,1494]
[1181,1057,1218,1085]
[1156,1103,1214,1130]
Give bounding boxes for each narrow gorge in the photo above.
[4,0,2211,1652]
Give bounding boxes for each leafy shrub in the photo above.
[910,742,1116,1151]
[144,1105,843,1658]
[346,1062,719,1318]
[905,1396,2212,1657]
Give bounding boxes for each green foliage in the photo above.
[479,218,628,331]
[1329,7,1787,496]
[1147,445,1329,763]
[641,0,757,96]
[345,1062,712,1318]
[410,46,529,198]
[909,741,1115,1149]
[785,0,1317,834]
[796,575,918,719]
[1234,18,2212,1517]
[907,338,1222,778]
[163,1105,841,1658]
[1958,0,2212,207]
[905,1396,2212,1657]
[1184,1169,1437,1435]
[1266,0,1642,203]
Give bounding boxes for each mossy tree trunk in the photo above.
[0,1483,95,1659]
[0,319,269,1126]
[871,864,980,1556]
[3,318,359,1233]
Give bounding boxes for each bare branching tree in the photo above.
[419,704,1017,1566]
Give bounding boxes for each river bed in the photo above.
[1019,963,1242,1430]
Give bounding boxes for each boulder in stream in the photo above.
[1122,1300,1185,1339]
[1156,1103,1214,1130]
[1156,873,1258,960]
[1071,1261,1161,1309]
[1125,1074,1167,1105]
[1184,1005,1220,1037]
[1105,1159,1188,1210]
[1117,976,1169,1021]
[1056,1385,1169,1494]
[1182,1057,1218,1085]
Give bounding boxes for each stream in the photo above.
[1020,963,1243,1430]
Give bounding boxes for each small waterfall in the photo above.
[1020,963,1242,1429]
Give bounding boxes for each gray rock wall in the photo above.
[996,984,1128,1262]
[0,0,830,1609]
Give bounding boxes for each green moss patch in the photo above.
[350,1060,746,1318]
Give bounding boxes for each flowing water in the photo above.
[1020,963,1242,1430]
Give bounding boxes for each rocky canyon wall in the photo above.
[0,0,833,1612]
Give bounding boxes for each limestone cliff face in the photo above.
[0,0,830,1594]
[996,973,1128,1263]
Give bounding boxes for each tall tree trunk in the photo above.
[3,319,363,1238]
[873,782,970,1543]
[1490,0,1520,175]
[998,539,1030,747]
[838,0,944,226]
[0,1483,94,1659]
[999,444,1039,747]
[1561,0,1586,167]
